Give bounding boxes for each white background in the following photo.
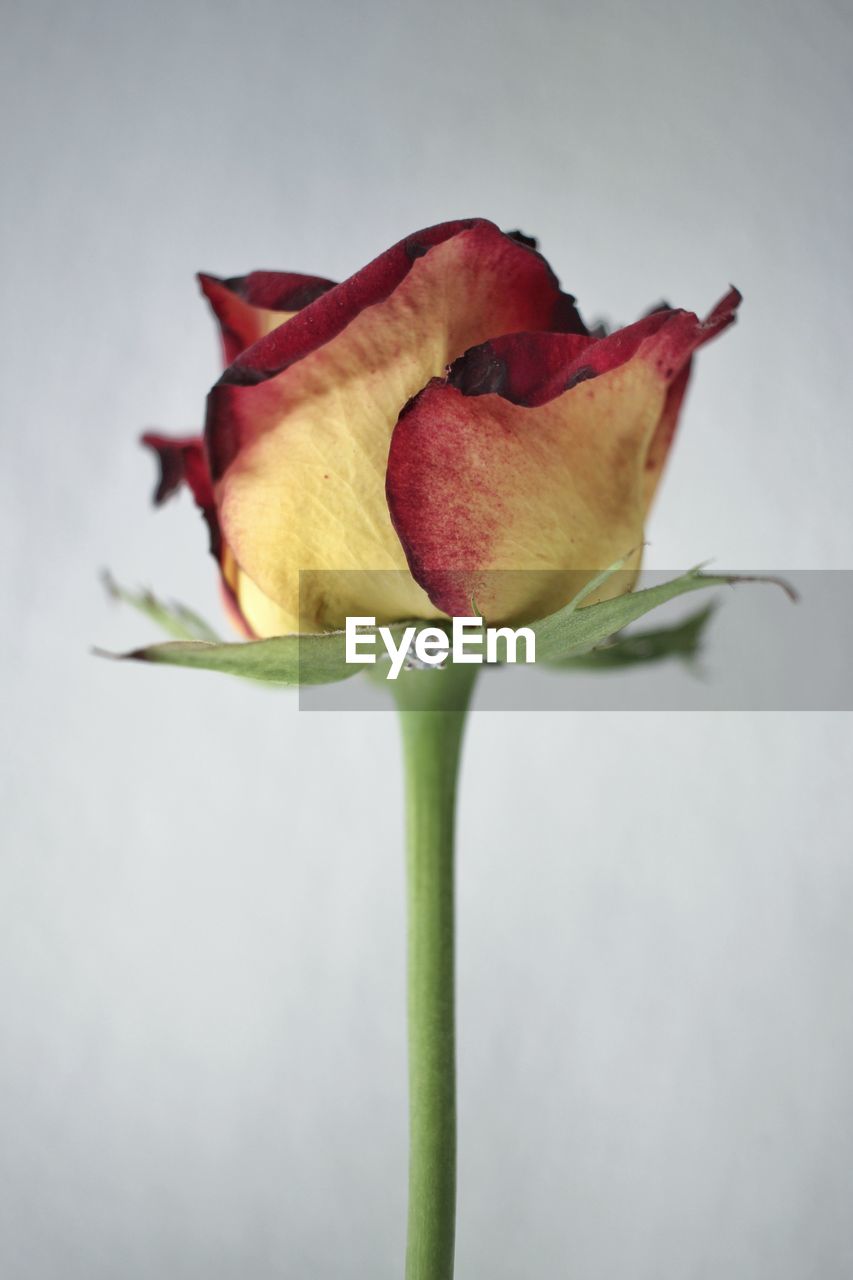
[2,1,853,1275]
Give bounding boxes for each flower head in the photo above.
[144,219,738,635]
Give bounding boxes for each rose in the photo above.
[144,218,738,636]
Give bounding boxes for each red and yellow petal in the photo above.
[141,432,296,638]
[199,270,337,365]
[386,291,740,623]
[205,219,586,634]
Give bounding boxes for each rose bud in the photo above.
[143,218,739,636]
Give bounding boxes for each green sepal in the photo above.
[102,571,221,643]
[99,574,412,686]
[547,602,716,670]
[531,566,794,663]
[105,632,357,685]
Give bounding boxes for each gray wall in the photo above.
[2,1,853,1276]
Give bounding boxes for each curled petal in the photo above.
[199,270,337,365]
[141,433,214,513]
[638,288,740,501]
[205,219,586,633]
[386,291,740,622]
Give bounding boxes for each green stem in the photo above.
[393,662,478,1280]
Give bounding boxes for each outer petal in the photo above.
[643,290,740,503]
[386,291,740,623]
[141,433,295,639]
[199,270,337,365]
[205,218,586,634]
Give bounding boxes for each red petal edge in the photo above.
[204,218,588,481]
[198,271,337,365]
[444,287,741,409]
